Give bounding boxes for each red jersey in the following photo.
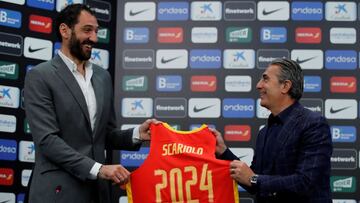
[126,123,239,203]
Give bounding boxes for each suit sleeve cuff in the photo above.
[88,162,102,180]
[132,126,142,144]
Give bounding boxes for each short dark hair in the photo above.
[55,4,95,41]
[270,58,304,101]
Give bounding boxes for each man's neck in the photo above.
[60,47,86,75]
[270,98,295,116]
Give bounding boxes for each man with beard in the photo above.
[24,4,158,203]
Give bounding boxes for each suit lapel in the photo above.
[52,55,91,127]
[255,127,267,172]
[91,67,104,137]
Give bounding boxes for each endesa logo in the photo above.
[158,27,183,43]
[304,76,321,92]
[29,14,52,34]
[0,168,14,186]
[190,49,221,69]
[27,0,55,10]
[190,75,217,92]
[222,98,254,118]
[295,27,321,44]
[291,2,323,21]
[0,8,22,28]
[260,27,287,43]
[331,126,356,143]
[120,147,149,167]
[224,125,251,142]
[330,76,356,93]
[0,139,17,161]
[157,2,189,21]
[325,50,357,70]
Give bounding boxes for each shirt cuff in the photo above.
[132,126,142,144]
[88,162,102,180]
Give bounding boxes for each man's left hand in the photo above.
[230,160,255,187]
[139,119,161,141]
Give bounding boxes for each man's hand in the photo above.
[98,164,131,185]
[230,160,255,187]
[209,128,227,156]
[139,119,161,141]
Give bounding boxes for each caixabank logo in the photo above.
[0,85,20,109]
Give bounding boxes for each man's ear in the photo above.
[281,80,292,94]
[59,23,70,40]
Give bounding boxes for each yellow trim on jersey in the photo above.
[233,180,240,203]
[126,181,133,203]
[163,122,207,134]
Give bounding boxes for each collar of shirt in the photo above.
[58,50,93,78]
[268,101,299,126]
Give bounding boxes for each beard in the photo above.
[69,31,95,61]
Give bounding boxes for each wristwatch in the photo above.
[250,174,259,186]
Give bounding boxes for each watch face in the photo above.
[250,175,258,184]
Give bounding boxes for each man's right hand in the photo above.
[209,128,227,156]
[98,164,130,185]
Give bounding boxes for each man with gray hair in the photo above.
[211,58,332,203]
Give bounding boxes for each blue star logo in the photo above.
[28,144,35,155]
[201,3,213,14]
[0,88,11,99]
[335,4,347,14]
[131,100,144,110]
[234,52,245,61]
[92,51,101,60]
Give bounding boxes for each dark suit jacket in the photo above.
[220,102,332,203]
[24,55,141,203]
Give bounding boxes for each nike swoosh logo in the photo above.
[238,154,248,160]
[330,106,351,114]
[28,46,47,53]
[129,9,149,16]
[161,56,181,64]
[295,56,317,64]
[0,199,11,203]
[193,105,214,113]
[262,8,283,16]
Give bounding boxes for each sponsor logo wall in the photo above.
[0,0,116,200]
[115,1,360,201]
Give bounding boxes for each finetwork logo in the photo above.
[121,98,153,118]
[300,98,323,115]
[303,76,321,92]
[224,125,251,141]
[331,149,357,170]
[29,14,52,34]
[156,76,182,92]
[188,98,221,118]
[0,61,18,80]
[190,75,217,92]
[260,27,287,43]
[331,176,356,193]
[330,76,356,93]
[224,1,256,21]
[18,141,35,163]
[223,98,254,118]
[295,27,322,44]
[0,114,16,133]
[226,27,252,43]
[291,2,323,21]
[0,8,21,28]
[190,49,221,69]
[27,0,55,10]
[0,85,19,109]
[325,50,357,70]
[123,27,149,44]
[156,49,188,69]
[191,1,222,21]
[56,0,83,12]
[157,2,189,21]
[0,32,23,56]
[124,2,156,21]
[291,49,323,69]
[120,147,149,167]
[191,27,218,43]
[325,2,356,21]
[24,37,52,61]
[325,99,357,119]
[88,0,111,22]
[331,126,356,143]
[155,98,187,118]
[90,48,109,69]
[228,148,254,166]
[257,49,289,69]
[223,49,255,69]
[158,27,183,44]
[225,75,251,92]
[0,139,17,161]
[257,1,289,21]
[123,49,154,69]
[122,75,148,92]
[330,28,356,44]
